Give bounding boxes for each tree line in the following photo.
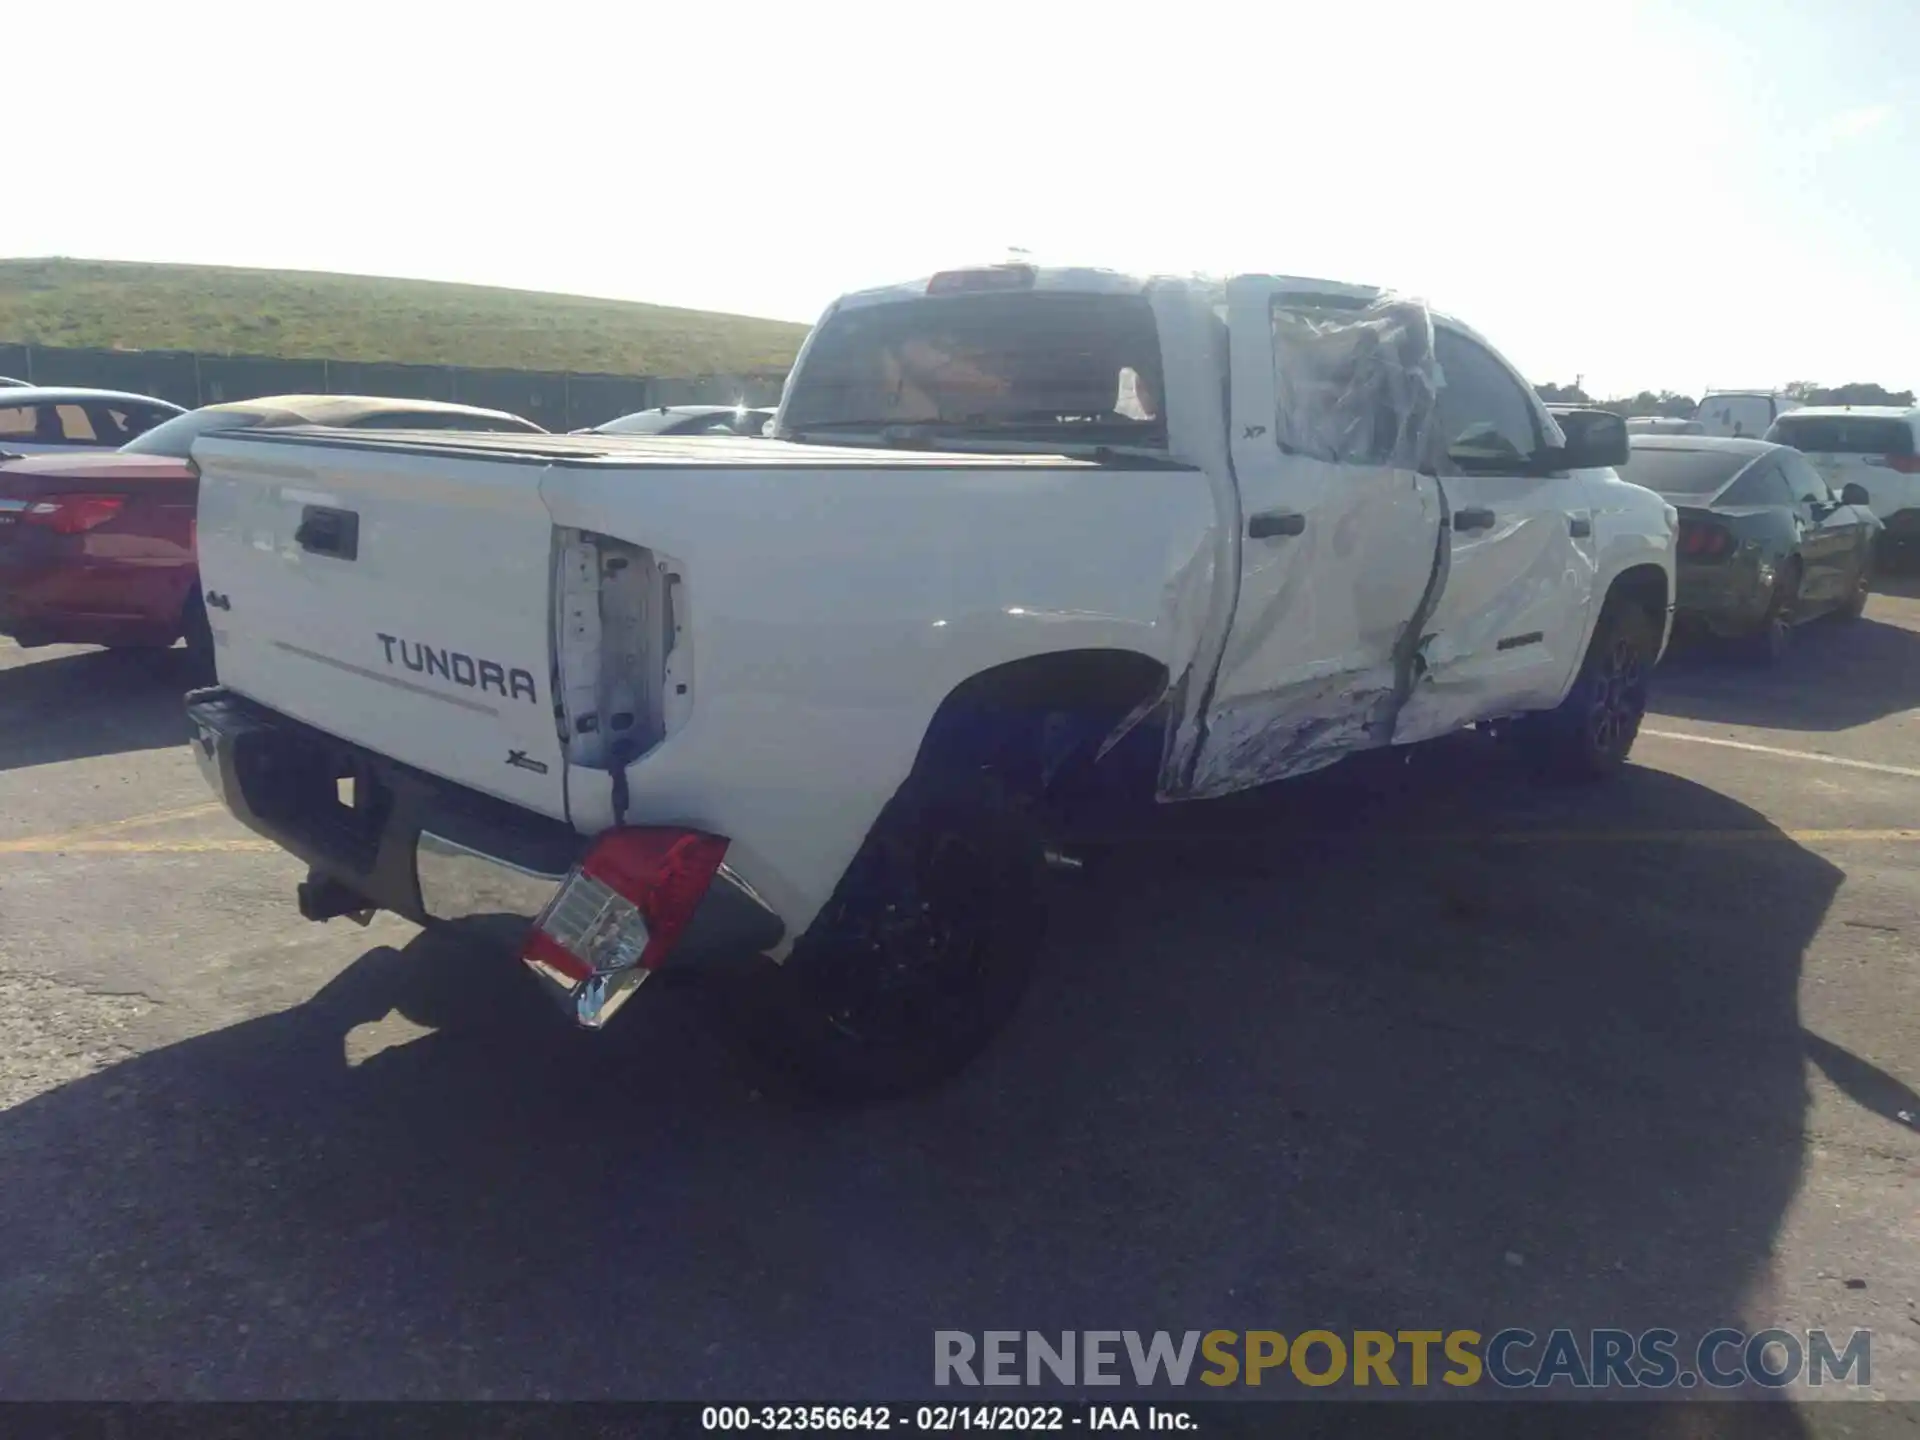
[1534,380,1915,418]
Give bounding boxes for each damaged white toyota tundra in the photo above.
[185,266,1677,1097]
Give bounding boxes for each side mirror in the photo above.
[1541,408,1629,470]
[1841,482,1872,508]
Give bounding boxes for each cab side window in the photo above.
[0,405,33,439]
[1432,330,1542,473]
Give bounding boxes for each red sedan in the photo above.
[0,394,544,667]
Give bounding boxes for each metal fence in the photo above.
[0,342,786,432]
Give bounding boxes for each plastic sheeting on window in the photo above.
[1270,295,1441,473]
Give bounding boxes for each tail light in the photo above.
[18,494,126,534]
[522,827,729,1026]
[1677,521,1734,560]
[1881,454,1920,474]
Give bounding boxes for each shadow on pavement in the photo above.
[0,644,193,771]
[0,738,1836,1416]
[1652,613,1920,732]
[1803,1031,1920,1134]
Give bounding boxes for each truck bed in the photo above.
[213,426,1112,471]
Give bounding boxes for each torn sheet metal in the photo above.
[1153,289,1453,800]
[1177,459,1448,798]
[1390,510,1599,747]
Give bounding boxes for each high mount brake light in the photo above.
[926,265,1038,295]
[521,827,730,1028]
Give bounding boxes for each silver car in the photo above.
[0,386,185,457]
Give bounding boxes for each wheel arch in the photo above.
[1605,561,1670,638]
[907,648,1170,793]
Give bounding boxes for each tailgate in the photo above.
[193,432,568,818]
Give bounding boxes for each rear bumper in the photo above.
[183,687,784,1025]
[0,549,187,647]
[1673,556,1771,636]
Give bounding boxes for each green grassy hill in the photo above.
[0,258,810,376]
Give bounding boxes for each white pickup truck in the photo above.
[185,266,1676,1097]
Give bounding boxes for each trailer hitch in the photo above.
[297,872,377,927]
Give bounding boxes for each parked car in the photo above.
[1621,434,1877,660]
[184,265,1672,1099]
[1626,416,1705,436]
[0,387,184,455]
[0,394,544,660]
[1693,390,1801,439]
[1762,406,1920,560]
[1547,407,1706,438]
[583,404,776,437]
[0,375,29,388]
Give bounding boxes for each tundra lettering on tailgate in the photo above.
[376,632,539,704]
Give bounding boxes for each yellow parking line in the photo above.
[2,838,280,854]
[1775,828,1920,843]
[3,815,1915,860]
[0,802,225,853]
[1228,828,1920,846]
[1471,828,1920,845]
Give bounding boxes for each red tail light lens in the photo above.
[1883,453,1920,474]
[522,828,730,990]
[20,494,126,534]
[1678,522,1734,559]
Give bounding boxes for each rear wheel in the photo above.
[1875,533,1918,575]
[742,770,1047,1102]
[1744,561,1800,663]
[1515,599,1656,781]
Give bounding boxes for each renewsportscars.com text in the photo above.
[934,1328,1871,1391]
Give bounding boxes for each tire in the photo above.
[1874,532,1916,575]
[744,770,1047,1102]
[1743,561,1800,664]
[1838,550,1873,621]
[179,587,216,683]
[1515,599,1657,781]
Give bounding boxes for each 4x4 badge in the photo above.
[505,750,549,775]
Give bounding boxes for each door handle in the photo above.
[1569,515,1592,539]
[294,505,359,561]
[1247,509,1306,539]
[1453,507,1496,532]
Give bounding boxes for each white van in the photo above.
[1764,406,1920,542]
[1693,391,1800,439]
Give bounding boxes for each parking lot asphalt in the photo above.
[1,592,1917,1411]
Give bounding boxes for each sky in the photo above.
[4,0,1915,400]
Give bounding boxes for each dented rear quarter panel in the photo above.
[542,449,1221,950]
